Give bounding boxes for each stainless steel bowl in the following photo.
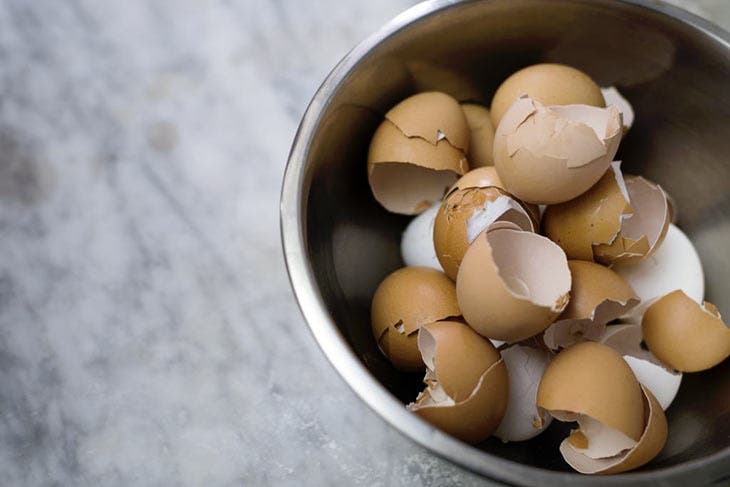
[281,1,730,484]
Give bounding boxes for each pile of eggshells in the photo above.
[368,64,730,474]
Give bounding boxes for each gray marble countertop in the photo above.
[0,1,727,486]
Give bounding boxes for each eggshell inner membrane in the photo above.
[601,86,634,131]
[370,162,460,215]
[568,414,637,459]
[465,195,535,243]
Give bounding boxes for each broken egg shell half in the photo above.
[559,385,667,474]
[407,321,508,443]
[493,97,622,204]
[600,324,681,411]
[642,290,730,372]
[434,186,537,280]
[401,203,442,271]
[456,228,571,342]
[543,260,639,350]
[386,91,470,151]
[490,63,606,128]
[367,119,468,215]
[371,267,460,370]
[537,341,645,442]
[593,175,670,266]
[494,344,553,442]
[601,86,634,133]
[461,103,495,167]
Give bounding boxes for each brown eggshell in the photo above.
[408,359,509,444]
[493,97,622,204]
[371,267,460,370]
[456,228,571,341]
[490,64,606,127]
[642,290,730,372]
[368,120,468,215]
[560,386,668,474]
[451,166,504,191]
[594,175,670,265]
[386,92,469,151]
[418,321,501,401]
[543,162,631,261]
[434,187,537,280]
[461,104,495,167]
[537,342,645,441]
[544,260,639,350]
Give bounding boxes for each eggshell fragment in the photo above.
[457,228,571,341]
[407,321,508,443]
[401,204,442,271]
[451,167,504,191]
[386,92,469,151]
[543,261,639,350]
[371,267,460,370]
[494,345,552,442]
[368,120,468,215]
[493,97,622,204]
[601,86,634,132]
[461,104,495,167]
[642,290,730,372]
[614,224,704,324]
[600,324,682,410]
[434,187,537,280]
[537,342,645,442]
[594,175,670,265]
[490,64,605,127]
[559,386,667,474]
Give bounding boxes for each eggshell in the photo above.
[600,324,682,410]
[371,267,460,370]
[560,386,667,474]
[368,120,468,215]
[614,224,704,323]
[401,203,442,271]
[434,187,537,280]
[386,92,469,151]
[451,166,504,191]
[407,321,508,443]
[490,64,605,127]
[543,261,639,350]
[642,290,730,372]
[461,104,495,167]
[457,228,571,341]
[494,345,553,442]
[493,97,622,204]
[537,342,645,442]
[601,86,634,132]
[594,175,670,265]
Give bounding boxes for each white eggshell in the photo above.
[494,345,552,442]
[601,86,634,130]
[401,203,442,271]
[623,355,681,411]
[614,224,704,322]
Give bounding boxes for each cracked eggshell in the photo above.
[457,228,571,341]
[601,324,682,411]
[408,321,508,443]
[544,260,639,350]
[461,104,495,167]
[401,204,442,271]
[614,224,704,324]
[537,342,645,442]
[560,385,667,474]
[386,91,469,151]
[493,97,622,204]
[494,345,553,442]
[490,64,605,127]
[371,267,460,370]
[434,187,537,280]
[601,86,634,133]
[594,175,670,265]
[368,120,468,215]
[642,290,730,372]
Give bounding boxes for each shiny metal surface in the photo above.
[281,1,730,485]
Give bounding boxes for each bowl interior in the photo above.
[300,0,730,480]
